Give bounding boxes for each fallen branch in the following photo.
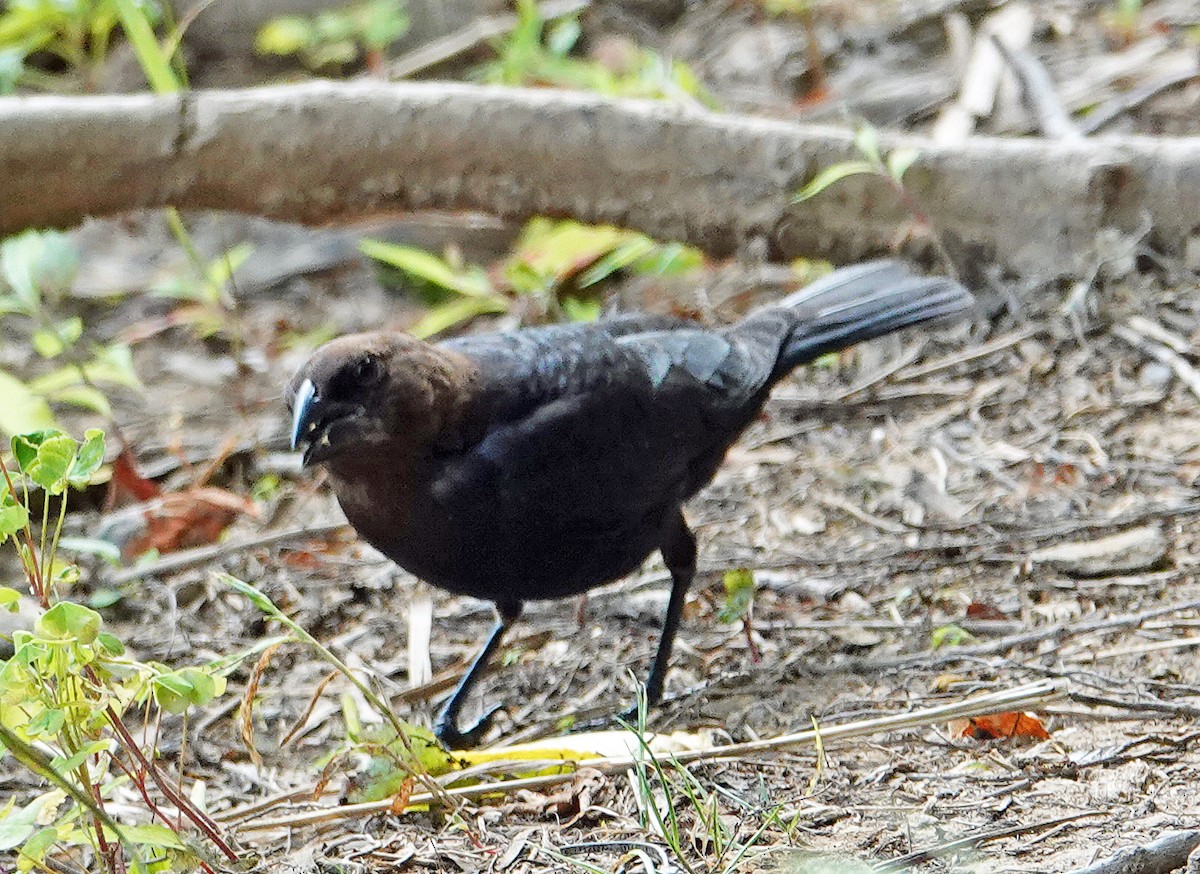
[4,83,1200,278]
[1064,830,1200,874]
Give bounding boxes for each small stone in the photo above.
[1138,361,1173,391]
[1030,526,1168,578]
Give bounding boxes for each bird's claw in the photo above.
[435,704,502,750]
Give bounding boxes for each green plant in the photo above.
[476,0,717,106]
[0,230,141,438]
[616,684,779,874]
[0,428,239,873]
[222,575,455,805]
[152,213,254,341]
[793,124,919,205]
[256,0,409,72]
[930,623,974,649]
[362,218,704,337]
[0,0,171,93]
[793,124,955,274]
[717,567,759,662]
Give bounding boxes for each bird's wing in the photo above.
[433,321,777,528]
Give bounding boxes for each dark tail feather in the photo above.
[772,260,973,376]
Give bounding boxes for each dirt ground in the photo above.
[5,1,1200,872]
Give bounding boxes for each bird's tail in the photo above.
[763,260,974,378]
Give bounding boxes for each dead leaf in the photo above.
[123,486,257,558]
[949,711,1050,741]
[108,447,161,505]
[497,767,606,821]
[390,777,414,815]
[966,601,1007,621]
[240,641,283,767]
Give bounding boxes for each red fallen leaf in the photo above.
[966,601,1007,621]
[123,486,257,558]
[949,711,1050,741]
[109,448,161,505]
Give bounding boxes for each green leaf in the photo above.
[17,826,57,869]
[39,379,110,423]
[509,220,631,288]
[114,823,188,851]
[31,317,83,359]
[717,568,756,624]
[930,624,975,649]
[31,329,62,359]
[112,0,181,93]
[204,242,255,302]
[0,794,55,852]
[11,430,55,472]
[26,708,65,737]
[50,562,79,587]
[408,294,509,339]
[546,17,580,57]
[0,501,29,539]
[221,574,279,614]
[97,631,124,655]
[67,429,104,486]
[360,240,495,298]
[0,586,20,611]
[560,296,601,322]
[255,16,315,56]
[37,602,101,644]
[853,123,882,165]
[0,230,78,308]
[630,242,705,278]
[50,739,110,775]
[577,237,657,288]
[152,667,226,713]
[0,373,57,437]
[358,0,409,51]
[886,146,920,183]
[23,433,77,494]
[28,346,140,401]
[791,161,876,203]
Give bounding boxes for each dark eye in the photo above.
[355,354,383,385]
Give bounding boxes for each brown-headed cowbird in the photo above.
[288,260,973,747]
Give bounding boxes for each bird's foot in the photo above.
[434,705,502,750]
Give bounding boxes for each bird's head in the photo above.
[286,332,475,467]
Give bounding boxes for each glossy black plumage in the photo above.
[288,260,974,747]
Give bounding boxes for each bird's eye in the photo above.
[355,355,383,385]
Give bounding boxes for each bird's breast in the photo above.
[327,457,664,603]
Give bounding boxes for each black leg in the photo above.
[624,509,696,721]
[435,600,521,749]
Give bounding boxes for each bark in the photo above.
[3,81,1200,279]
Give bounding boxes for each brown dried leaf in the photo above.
[949,711,1050,741]
[240,641,283,767]
[124,486,257,557]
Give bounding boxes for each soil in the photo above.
[5,1,1200,872]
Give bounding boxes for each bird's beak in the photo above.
[290,378,367,467]
[290,378,321,466]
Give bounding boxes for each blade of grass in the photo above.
[112,0,181,93]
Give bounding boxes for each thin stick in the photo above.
[875,810,1102,871]
[231,680,1063,832]
[109,522,349,584]
[991,34,1080,139]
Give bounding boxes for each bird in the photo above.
[287,259,973,748]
